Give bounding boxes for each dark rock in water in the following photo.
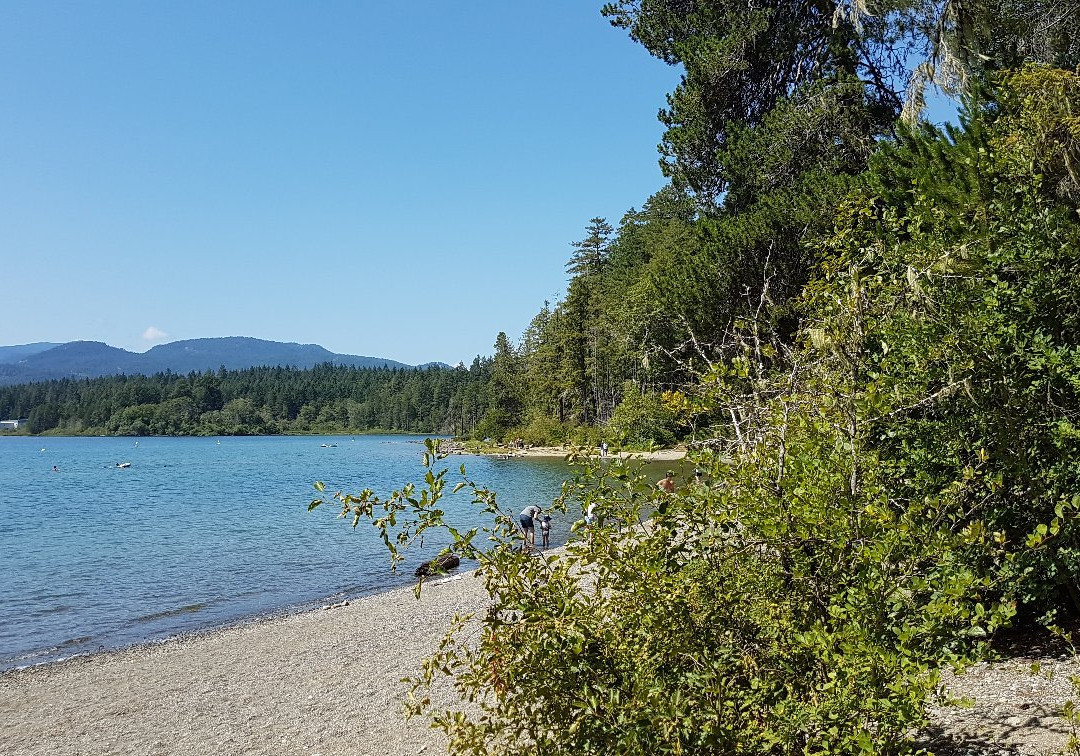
[415,553,460,578]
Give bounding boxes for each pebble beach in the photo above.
[4,545,1080,755]
[0,572,488,756]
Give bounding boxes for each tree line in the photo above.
[0,361,500,436]
[5,4,1080,460]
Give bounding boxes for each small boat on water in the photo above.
[115,462,131,468]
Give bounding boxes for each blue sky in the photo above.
[0,1,680,365]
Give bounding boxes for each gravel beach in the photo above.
[0,572,488,756]
[4,561,1079,756]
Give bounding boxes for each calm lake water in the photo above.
[0,435,575,671]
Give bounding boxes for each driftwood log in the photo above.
[414,553,460,578]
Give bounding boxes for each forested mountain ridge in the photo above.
[0,337,433,386]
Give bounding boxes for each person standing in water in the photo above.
[658,470,676,494]
[519,504,542,551]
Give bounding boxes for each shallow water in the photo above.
[0,435,574,671]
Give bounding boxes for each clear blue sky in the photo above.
[0,1,680,365]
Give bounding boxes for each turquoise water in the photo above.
[0,435,574,671]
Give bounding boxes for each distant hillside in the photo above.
[0,343,61,364]
[0,338,433,386]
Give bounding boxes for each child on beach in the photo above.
[539,514,552,548]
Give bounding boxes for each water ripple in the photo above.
[0,434,570,671]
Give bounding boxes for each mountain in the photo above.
[137,337,412,374]
[0,338,432,386]
[0,341,139,380]
[0,343,61,364]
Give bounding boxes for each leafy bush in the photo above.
[512,412,568,447]
[312,68,1080,753]
[607,382,679,448]
[315,417,1011,754]
[815,66,1080,620]
[470,408,515,444]
[567,423,603,447]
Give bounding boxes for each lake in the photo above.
[0,435,576,671]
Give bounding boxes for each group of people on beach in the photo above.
[517,468,705,550]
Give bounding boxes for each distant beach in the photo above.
[449,443,688,463]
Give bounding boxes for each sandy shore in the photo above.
[461,445,687,462]
[0,573,488,756]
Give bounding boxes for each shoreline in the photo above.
[449,444,688,462]
[3,561,1078,755]
[3,432,595,679]
[5,432,689,465]
[0,571,489,756]
[0,578,413,675]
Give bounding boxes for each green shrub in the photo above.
[312,67,1080,754]
[607,382,678,447]
[512,412,568,447]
